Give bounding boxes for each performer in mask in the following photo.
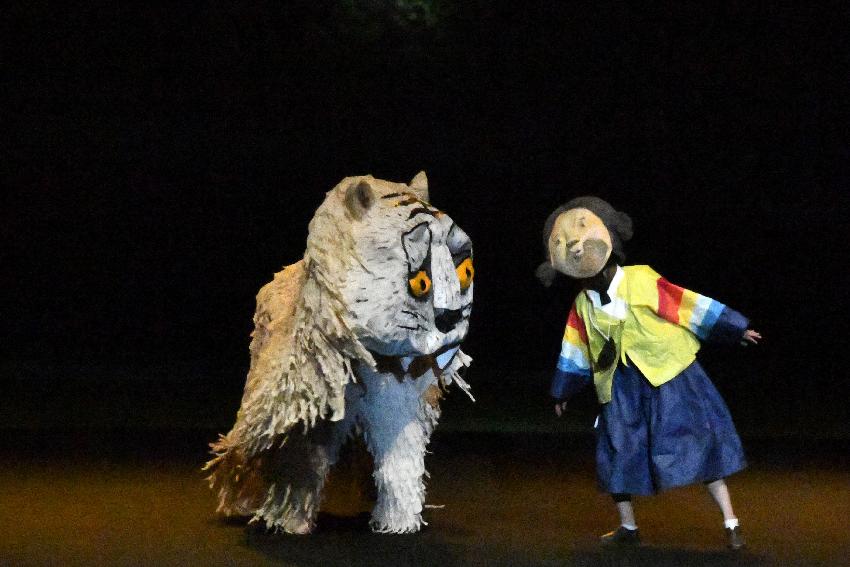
[538,197,760,550]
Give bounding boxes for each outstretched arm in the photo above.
[632,265,752,346]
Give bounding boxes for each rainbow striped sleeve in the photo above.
[551,305,592,399]
[656,277,748,343]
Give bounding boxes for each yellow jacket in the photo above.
[551,265,748,404]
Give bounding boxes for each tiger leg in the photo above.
[359,374,440,533]
[247,423,332,533]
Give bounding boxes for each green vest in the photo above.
[575,265,700,404]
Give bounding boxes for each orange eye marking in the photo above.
[456,257,474,290]
[408,270,432,297]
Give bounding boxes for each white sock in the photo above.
[724,518,739,530]
[615,500,636,529]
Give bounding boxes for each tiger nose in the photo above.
[434,308,463,334]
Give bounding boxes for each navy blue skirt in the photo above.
[596,360,746,495]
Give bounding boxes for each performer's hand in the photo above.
[554,401,568,417]
[741,329,762,346]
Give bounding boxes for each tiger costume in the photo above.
[204,172,474,534]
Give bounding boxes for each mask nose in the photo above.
[568,236,584,254]
[434,308,463,334]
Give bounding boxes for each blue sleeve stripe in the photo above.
[557,354,590,374]
[558,341,590,370]
[694,297,725,339]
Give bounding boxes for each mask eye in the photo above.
[408,270,432,297]
[455,257,474,290]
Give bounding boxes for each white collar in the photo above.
[586,265,627,319]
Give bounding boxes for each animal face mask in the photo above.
[547,207,612,279]
[335,174,474,359]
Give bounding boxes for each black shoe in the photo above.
[600,526,640,546]
[726,526,745,550]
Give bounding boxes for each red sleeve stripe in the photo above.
[656,277,684,324]
[567,306,588,344]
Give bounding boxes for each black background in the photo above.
[4,1,848,437]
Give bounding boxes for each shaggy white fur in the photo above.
[204,173,473,534]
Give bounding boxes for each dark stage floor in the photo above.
[0,430,847,566]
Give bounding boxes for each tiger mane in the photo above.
[206,178,378,509]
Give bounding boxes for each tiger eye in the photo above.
[456,257,474,290]
[408,270,432,297]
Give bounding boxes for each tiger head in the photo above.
[307,172,473,370]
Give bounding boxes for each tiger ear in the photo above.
[408,171,429,202]
[344,178,375,221]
